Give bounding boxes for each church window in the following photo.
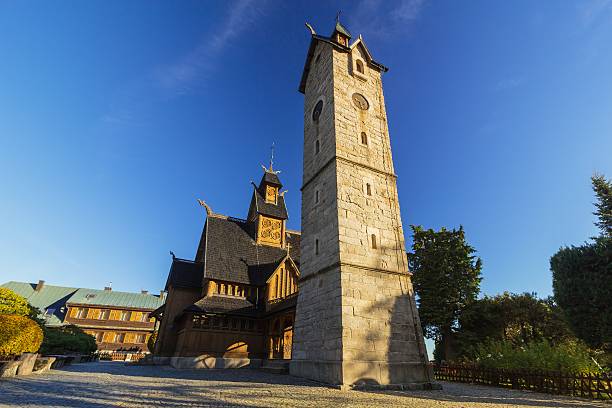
[361,132,368,145]
[366,183,372,196]
[312,100,323,121]
[315,238,320,255]
[356,59,364,74]
[371,234,377,249]
[315,139,320,154]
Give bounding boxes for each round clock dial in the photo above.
[352,93,369,110]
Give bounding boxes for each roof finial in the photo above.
[269,142,275,172]
[336,10,341,24]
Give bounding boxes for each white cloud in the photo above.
[349,0,427,39]
[493,77,524,92]
[154,0,268,95]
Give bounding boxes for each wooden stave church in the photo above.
[152,166,300,367]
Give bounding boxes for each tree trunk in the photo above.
[441,327,453,361]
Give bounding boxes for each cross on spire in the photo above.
[336,10,341,23]
[269,142,275,172]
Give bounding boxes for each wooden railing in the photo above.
[98,352,148,362]
[434,364,612,400]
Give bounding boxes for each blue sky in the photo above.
[1,0,611,304]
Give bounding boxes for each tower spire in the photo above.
[269,142,275,172]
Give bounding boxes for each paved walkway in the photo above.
[0,362,608,407]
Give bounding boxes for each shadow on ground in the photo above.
[0,362,607,408]
[360,381,608,408]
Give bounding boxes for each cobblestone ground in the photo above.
[0,362,608,407]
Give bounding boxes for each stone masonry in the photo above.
[291,26,432,387]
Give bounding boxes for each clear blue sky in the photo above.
[1,1,611,301]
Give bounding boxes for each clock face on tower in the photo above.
[259,216,283,246]
[352,93,369,110]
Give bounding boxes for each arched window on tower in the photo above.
[361,132,368,145]
[356,59,364,74]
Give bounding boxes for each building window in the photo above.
[96,332,104,342]
[135,334,146,343]
[140,313,149,322]
[315,238,319,255]
[120,311,131,321]
[361,132,368,145]
[312,100,323,122]
[116,333,125,343]
[315,189,320,204]
[315,139,320,154]
[371,234,377,249]
[366,183,372,196]
[76,308,88,319]
[99,309,110,320]
[356,59,364,74]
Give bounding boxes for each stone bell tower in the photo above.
[290,21,433,388]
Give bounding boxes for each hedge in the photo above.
[40,325,97,355]
[0,314,43,359]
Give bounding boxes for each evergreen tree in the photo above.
[551,174,612,350]
[592,174,612,238]
[409,225,482,361]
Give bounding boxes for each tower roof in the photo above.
[260,170,282,188]
[333,21,352,39]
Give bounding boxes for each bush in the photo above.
[40,325,97,355]
[0,314,43,359]
[0,288,35,317]
[471,339,601,373]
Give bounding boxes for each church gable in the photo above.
[266,257,299,304]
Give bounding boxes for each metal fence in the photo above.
[434,364,611,400]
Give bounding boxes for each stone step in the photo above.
[260,360,290,374]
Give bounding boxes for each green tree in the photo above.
[551,174,612,351]
[592,173,612,238]
[0,288,35,317]
[409,225,482,361]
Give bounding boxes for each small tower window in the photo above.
[356,60,364,74]
[315,139,320,154]
[315,189,320,204]
[361,132,368,145]
[366,183,372,196]
[371,234,377,249]
[315,239,319,255]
